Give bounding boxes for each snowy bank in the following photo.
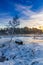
[0,37,43,65]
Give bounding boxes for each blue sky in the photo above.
[0,0,43,28]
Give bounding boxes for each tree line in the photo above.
[0,27,43,35]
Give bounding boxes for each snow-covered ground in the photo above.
[0,36,43,65]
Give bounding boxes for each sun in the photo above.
[38,26,43,31]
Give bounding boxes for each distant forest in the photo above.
[0,27,43,35]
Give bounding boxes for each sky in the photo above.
[0,0,43,28]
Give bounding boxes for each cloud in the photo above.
[15,4,34,19]
[0,13,12,27]
[30,11,43,25]
[0,4,43,28]
[16,5,43,28]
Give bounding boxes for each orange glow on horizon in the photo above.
[36,26,43,31]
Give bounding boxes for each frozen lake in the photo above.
[0,34,43,45]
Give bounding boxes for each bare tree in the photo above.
[9,15,20,42]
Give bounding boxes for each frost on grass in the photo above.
[0,39,43,65]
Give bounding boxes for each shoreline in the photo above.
[0,34,43,37]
